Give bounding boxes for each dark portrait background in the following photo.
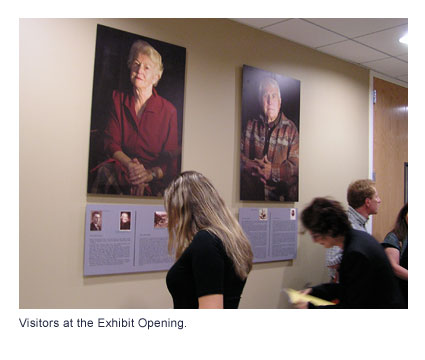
[87,24,186,192]
[240,64,301,202]
[241,65,300,132]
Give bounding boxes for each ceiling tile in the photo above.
[396,74,408,83]
[230,18,408,84]
[396,53,408,61]
[263,18,346,48]
[232,18,289,29]
[355,24,408,56]
[305,18,408,38]
[318,40,388,63]
[364,57,408,77]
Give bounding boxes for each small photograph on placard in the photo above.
[290,208,296,220]
[259,208,268,221]
[90,210,102,231]
[119,211,132,231]
[154,211,168,229]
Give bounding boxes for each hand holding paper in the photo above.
[285,288,335,307]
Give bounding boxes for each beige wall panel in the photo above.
[20,18,370,308]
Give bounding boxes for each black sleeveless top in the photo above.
[166,230,247,308]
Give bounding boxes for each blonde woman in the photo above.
[164,171,253,308]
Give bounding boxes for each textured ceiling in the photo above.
[232,18,408,85]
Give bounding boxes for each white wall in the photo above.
[19,18,370,308]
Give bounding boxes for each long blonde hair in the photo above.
[164,171,253,279]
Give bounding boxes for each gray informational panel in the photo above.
[239,207,298,263]
[84,204,173,276]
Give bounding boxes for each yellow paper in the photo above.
[285,288,335,306]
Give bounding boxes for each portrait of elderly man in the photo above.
[240,71,300,202]
[88,26,186,197]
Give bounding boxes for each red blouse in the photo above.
[103,88,180,188]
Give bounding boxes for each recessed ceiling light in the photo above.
[399,34,408,45]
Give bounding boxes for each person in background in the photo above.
[346,179,382,231]
[382,203,408,307]
[91,39,179,196]
[164,171,253,309]
[294,197,403,309]
[240,77,299,201]
[326,179,381,282]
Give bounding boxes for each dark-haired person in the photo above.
[326,179,381,282]
[382,203,408,307]
[164,171,253,309]
[294,197,403,309]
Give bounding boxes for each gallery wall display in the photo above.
[85,204,298,276]
[87,25,186,197]
[239,207,298,262]
[84,204,173,276]
[240,65,300,202]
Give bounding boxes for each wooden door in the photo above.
[373,77,408,242]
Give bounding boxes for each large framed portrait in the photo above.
[87,25,186,197]
[240,65,300,202]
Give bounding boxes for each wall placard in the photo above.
[84,204,173,276]
[239,207,298,263]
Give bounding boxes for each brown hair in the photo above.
[393,203,408,241]
[347,179,376,209]
[301,197,351,237]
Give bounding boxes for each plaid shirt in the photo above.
[241,112,299,200]
[347,206,368,232]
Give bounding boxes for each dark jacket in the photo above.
[310,229,404,308]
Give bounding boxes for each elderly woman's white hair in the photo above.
[127,39,164,87]
[258,77,281,102]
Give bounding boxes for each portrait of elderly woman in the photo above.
[240,65,300,202]
[88,25,186,197]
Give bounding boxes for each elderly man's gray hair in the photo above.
[258,77,281,102]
